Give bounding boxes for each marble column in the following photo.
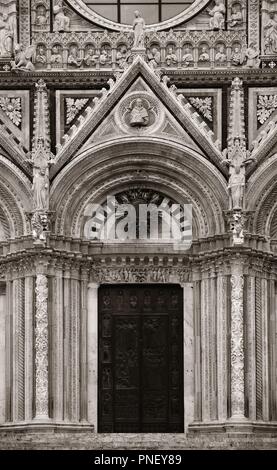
[87,283,99,431]
[229,260,246,421]
[34,267,49,420]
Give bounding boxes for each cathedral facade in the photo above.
[0,0,277,448]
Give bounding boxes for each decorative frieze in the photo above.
[31,30,247,71]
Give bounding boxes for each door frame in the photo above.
[87,281,194,433]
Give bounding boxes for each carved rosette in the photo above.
[230,271,245,419]
[35,274,49,418]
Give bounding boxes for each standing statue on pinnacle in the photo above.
[132,11,145,49]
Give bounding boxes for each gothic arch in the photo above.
[0,155,32,238]
[50,139,228,238]
[246,153,277,237]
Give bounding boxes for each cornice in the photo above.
[0,68,277,86]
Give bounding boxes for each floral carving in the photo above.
[187,97,213,122]
[257,94,277,125]
[66,98,89,124]
[35,274,49,418]
[0,97,21,126]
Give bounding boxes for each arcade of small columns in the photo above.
[0,248,276,433]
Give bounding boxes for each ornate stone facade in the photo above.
[0,0,277,448]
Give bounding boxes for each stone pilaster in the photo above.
[87,282,99,430]
[229,259,246,421]
[34,264,49,420]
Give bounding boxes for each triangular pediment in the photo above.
[78,77,204,156]
[52,57,222,178]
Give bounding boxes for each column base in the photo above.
[0,421,94,433]
[188,421,277,435]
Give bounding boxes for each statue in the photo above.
[68,46,82,67]
[31,212,49,242]
[33,165,49,212]
[36,46,47,65]
[11,44,35,71]
[35,4,47,25]
[230,211,245,245]
[129,98,149,127]
[84,47,98,67]
[99,48,112,66]
[208,0,226,30]
[147,46,161,68]
[229,2,243,28]
[165,46,178,66]
[231,45,244,66]
[182,47,194,67]
[199,46,210,62]
[132,11,145,49]
[215,45,227,63]
[50,45,62,64]
[245,42,260,68]
[264,13,277,54]
[222,137,255,210]
[0,13,14,57]
[116,45,131,69]
[53,0,70,32]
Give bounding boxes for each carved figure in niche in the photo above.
[53,0,70,32]
[36,46,47,65]
[84,47,98,67]
[129,98,149,127]
[68,46,82,67]
[199,45,210,62]
[33,166,49,211]
[215,44,227,63]
[99,48,112,66]
[129,295,138,308]
[132,10,145,49]
[229,2,243,27]
[116,45,131,69]
[264,12,277,54]
[35,4,47,25]
[182,46,194,67]
[245,42,260,68]
[147,46,161,68]
[208,0,226,30]
[222,137,255,210]
[11,44,35,71]
[0,14,14,56]
[50,45,62,64]
[165,46,178,66]
[231,45,243,65]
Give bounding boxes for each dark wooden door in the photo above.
[98,284,184,433]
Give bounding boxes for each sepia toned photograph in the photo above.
[0,0,276,456]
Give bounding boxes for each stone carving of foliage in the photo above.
[0,97,22,126]
[257,94,277,124]
[188,97,213,122]
[66,97,89,124]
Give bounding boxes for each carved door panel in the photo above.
[98,285,184,433]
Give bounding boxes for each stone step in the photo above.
[0,433,277,450]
